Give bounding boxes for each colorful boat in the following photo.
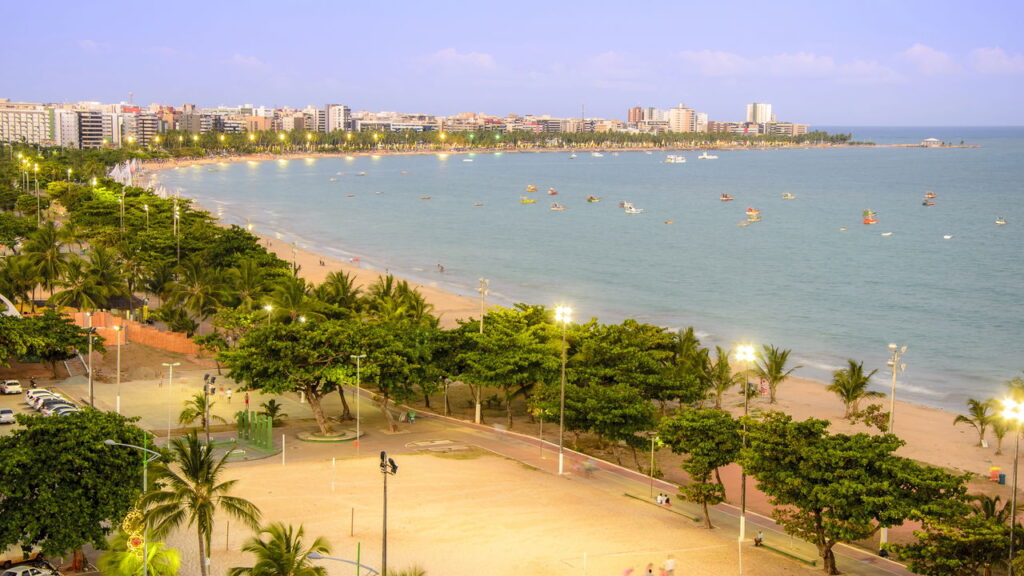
[586,195,601,203]
[520,196,536,204]
[863,209,878,224]
[922,200,935,206]
[720,194,734,202]
[996,217,1007,225]
[550,202,566,211]
[924,191,937,199]
[747,214,762,223]
[526,185,538,192]
[745,207,760,216]
[782,193,796,199]
[548,188,558,195]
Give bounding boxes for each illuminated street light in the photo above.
[352,354,366,456]
[554,306,572,475]
[103,439,161,576]
[734,343,757,575]
[1003,398,1024,576]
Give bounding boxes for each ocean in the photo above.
[155,126,1024,412]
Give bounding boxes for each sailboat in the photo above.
[863,209,878,225]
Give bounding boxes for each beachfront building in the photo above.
[325,104,351,132]
[746,102,774,124]
[0,100,52,144]
[668,103,695,133]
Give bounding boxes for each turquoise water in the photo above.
[157,127,1024,411]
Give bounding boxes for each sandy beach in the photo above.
[148,154,1009,494]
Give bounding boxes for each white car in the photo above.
[1,380,22,394]
[0,565,57,576]
[0,409,14,425]
[23,389,51,405]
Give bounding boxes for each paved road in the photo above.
[45,371,917,576]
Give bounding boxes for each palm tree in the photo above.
[226,258,272,311]
[954,398,994,447]
[971,494,1011,524]
[754,344,801,404]
[827,359,882,419]
[179,392,227,439]
[991,407,1009,455]
[140,432,262,576]
[314,269,362,313]
[97,529,181,576]
[260,399,288,427]
[267,276,320,323]
[22,221,66,299]
[48,255,104,311]
[85,245,130,308]
[708,346,744,409]
[167,257,228,323]
[0,255,39,312]
[228,522,329,576]
[143,260,176,307]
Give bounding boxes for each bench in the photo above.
[758,542,817,566]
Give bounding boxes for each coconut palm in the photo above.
[954,398,994,447]
[85,245,130,308]
[22,221,66,298]
[0,255,39,312]
[754,344,801,404]
[971,494,1011,524]
[166,257,228,324]
[267,276,321,323]
[708,346,744,409]
[827,359,882,419]
[48,255,104,311]
[179,392,227,440]
[140,432,262,576]
[991,408,1009,455]
[226,258,272,311]
[227,522,329,576]
[314,269,362,313]
[260,399,288,427]
[97,529,181,576]
[143,260,176,307]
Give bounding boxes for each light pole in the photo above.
[734,343,757,574]
[351,354,366,455]
[648,432,661,498]
[263,304,273,325]
[119,194,125,234]
[478,278,489,334]
[554,306,572,475]
[202,374,215,444]
[143,204,149,231]
[104,439,161,576]
[34,163,40,226]
[380,451,398,576]
[880,343,907,549]
[86,312,95,407]
[114,324,123,415]
[1003,399,1024,576]
[162,362,180,439]
[308,552,379,576]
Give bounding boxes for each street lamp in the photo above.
[33,164,39,226]
[202,374,215,444]
[104,439,161,576]
[478,278,489,334]
[162,362,180,439]
[114,324,123,415]
[308,552,379,575]
[554,306,572,475]
[880,343,907,549]
[263,304,273,325]
[351,354,366,455]
[1003,399,1024,576]
[379,451,398,576]
[143,204,149,231]
[734,342,757,572]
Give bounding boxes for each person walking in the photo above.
[226,388,233,403]
[663,555,676,576]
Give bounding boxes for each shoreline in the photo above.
[146,153,1008,496]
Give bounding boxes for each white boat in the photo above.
[463,158,474,162]
[592,152,604,158]
[782,193,796,199]
[621,201,644,214]
[569,153,577,159]
[665,155,687,164]
[698,151,718,160]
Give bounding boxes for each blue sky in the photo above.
[3,0,1023,125]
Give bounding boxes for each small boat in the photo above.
[924,191,937,199]
[745,207,760,216]
[622,201,644,214]
[720,194,734,202]
[665,154,686,163]
[747,214,761,223]
[943,234,954,239]
[419,196,432,200]
[526,185,538,192]
[400,170,409,175]
[474,202,484,207]
[550,202,566,211]
[881,232,893,237]
[664,220,674,224]
[520,196,537,204]
[922,200,935,206]
[569,153,577,159]
[548,188,558,195]
[586,195,601,203]
[346,194,355,198]
[782,193,796,200]
[863,209,878,225]
[839,227,848,231]
[996,217,1007,225]
[698,151,718,160]
[357,171,367,176]
[592,152,604,158]
[463,158,474,162]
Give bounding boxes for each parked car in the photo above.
[52,406,79,417]
[0,409,14,425]
[31,394,67,411]
[1,380,22,394]
[24,389,52,407]
[39,401,74,416]
[0,564,56,576]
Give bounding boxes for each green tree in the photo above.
[754,344,801,404]
[896,503,1008,576]
[167,257,228,326]
[24,309,95,377]
[744,412,966,575]
[178,392,228,441]
[827,359,882,419]
[954,398,994,447]
[228,522,329,576]
[0,410,147,558]
[708,346,743,409]
[141,432,262,576]
[22,221,66,301]
[659,409,741,528]
[97,530,182,576]
[260,399,288,427]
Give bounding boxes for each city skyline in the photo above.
[3,1,1023,125]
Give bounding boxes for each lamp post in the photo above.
[143,203,149,231]
[162,362,180,439]
[1003,399,1024,576]
[308,552,379,576]
[478,278,489,334]
[86,312,95,407]
[648,432,661,498]
[104,439,161,576]
[34,164,40,226]
[263,304,273,325]
[351,354,366,455]
[734,343,757,574]
[879,343,906,549]
[554,306,572,475]
[379,451,398,576]
[114,324,123,415]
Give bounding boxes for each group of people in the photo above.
[624,555,675,576]
[655,493,672,507]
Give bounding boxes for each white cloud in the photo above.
[900,44,959,76]
[230,54,267,69]
[580,51,656,91]
[677,50,900,84]
[78,39,109,53]
[423,48,496,72]
[971,47,1024,74]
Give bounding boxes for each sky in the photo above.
[2,0,1023,126]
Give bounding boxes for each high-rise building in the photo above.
[78,111,105,148]
[627,106,643,123]
[668,103,695,133]
[54,109,79,148]
[746,102,772,124]
[326,104,351,132]
[0,100,51,144]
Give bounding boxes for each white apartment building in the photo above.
[746,102,773,124]
[325,104,350,132]
[54,109,80,147]
[0,100,52,144]
[668,104,695,133]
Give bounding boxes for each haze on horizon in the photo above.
[2,0,1022,126]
